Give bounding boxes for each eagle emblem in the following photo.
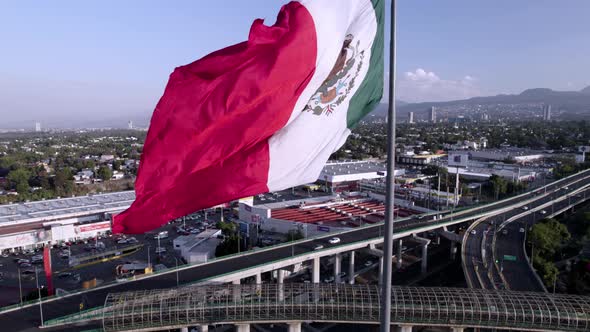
[304,34,365,116]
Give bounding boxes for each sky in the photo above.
[1,0,589,127]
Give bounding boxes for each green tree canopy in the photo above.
[97,166,112,181]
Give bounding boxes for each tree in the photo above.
[488,175,508,200]
[112,160,122,171]
[97,166,112,181]
[53,168,73,196]
[7,168,31,195]
[530,218,570,258]
[285,229,304,242]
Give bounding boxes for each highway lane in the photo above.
[2,170,590,331]
[495,186,590,291]
[463,176,590,291]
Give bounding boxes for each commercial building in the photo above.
[408,112,414,124]
[0,191,134,251]
[318,160,405,193]
[396,152,446,166]
[173,229,222,264]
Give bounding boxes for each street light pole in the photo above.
[147,245,151,268]
[35,266,44,326]
[173,257,179,286]
[17,267,22,305]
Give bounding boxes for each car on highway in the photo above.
[21,269,35,276]
[313,244,324,250]
[540,210,547,215]
[58,272,72,279]
[519,228,525,233]
[328,237,340,244]
[522,206,529,210]
[365,260,373,267]
[502,229,508,235]
[470,230,477,235]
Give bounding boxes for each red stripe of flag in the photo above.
[114,2,317,234]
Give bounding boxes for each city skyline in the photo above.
[1,0,590,126]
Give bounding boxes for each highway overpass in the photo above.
[1,169,590,331]
[462,174,590,291]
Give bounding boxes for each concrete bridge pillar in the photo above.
[396,239,403,269]
[348,251,355,284]
[198,325,209,332]
[421,243,429,275]
[180,327,188,332]
[450,242,457,261]
[236,324,250,332]
[312,257,320,283]
[399,325,413,332]
[232,279,240,302]
[287,322,302,332]
[278,269,286,301]
[255,273,262,284]
[450,327,464,332]
[334,253,342,283]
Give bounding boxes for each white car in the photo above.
[519,228,525,233]
[470,230,477,235]
[540,210,547,215]
[328,237,341,244]
[313,244,324,251]
[522,206,528,211]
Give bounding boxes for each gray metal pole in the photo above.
[35,266,44,326]
[380,0,396,331]
[18,267,22,305]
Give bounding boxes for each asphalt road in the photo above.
[1,170,590,331]
[464,174,590,291]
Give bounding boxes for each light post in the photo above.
[35,266,44,326]
[173,257,179,286]
[17,267,22,305]
[147,245,151,268]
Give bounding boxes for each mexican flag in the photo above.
[114,0,384,234]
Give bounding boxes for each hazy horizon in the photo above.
[2,0,590,128]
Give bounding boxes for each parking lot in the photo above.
[0,208,232,306]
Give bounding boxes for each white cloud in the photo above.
[390,68,483,103]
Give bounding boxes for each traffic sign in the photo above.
[503,255,517,261]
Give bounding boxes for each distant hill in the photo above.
[368,101,408,118]
[393,87,590,119]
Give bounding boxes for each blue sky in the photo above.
[1,0,589,126]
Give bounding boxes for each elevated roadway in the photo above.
[463,174,590,291]
[1,169,590,331]
[43,284,590,332]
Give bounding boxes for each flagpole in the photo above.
[380,0,397,331]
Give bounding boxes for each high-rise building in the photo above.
[408,112,414,124]
[128,120,133,130]
[543,105,552,121]
[429,106,437,123]
[35,122,41,132]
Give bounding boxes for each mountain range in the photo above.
[370,86,590,119]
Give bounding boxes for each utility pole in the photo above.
[380,1,397,331]
[18,267,23,305]
[35,266,44,326]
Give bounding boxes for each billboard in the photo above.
[448,152,469,167]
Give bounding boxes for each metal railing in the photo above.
[52,284,588,331]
